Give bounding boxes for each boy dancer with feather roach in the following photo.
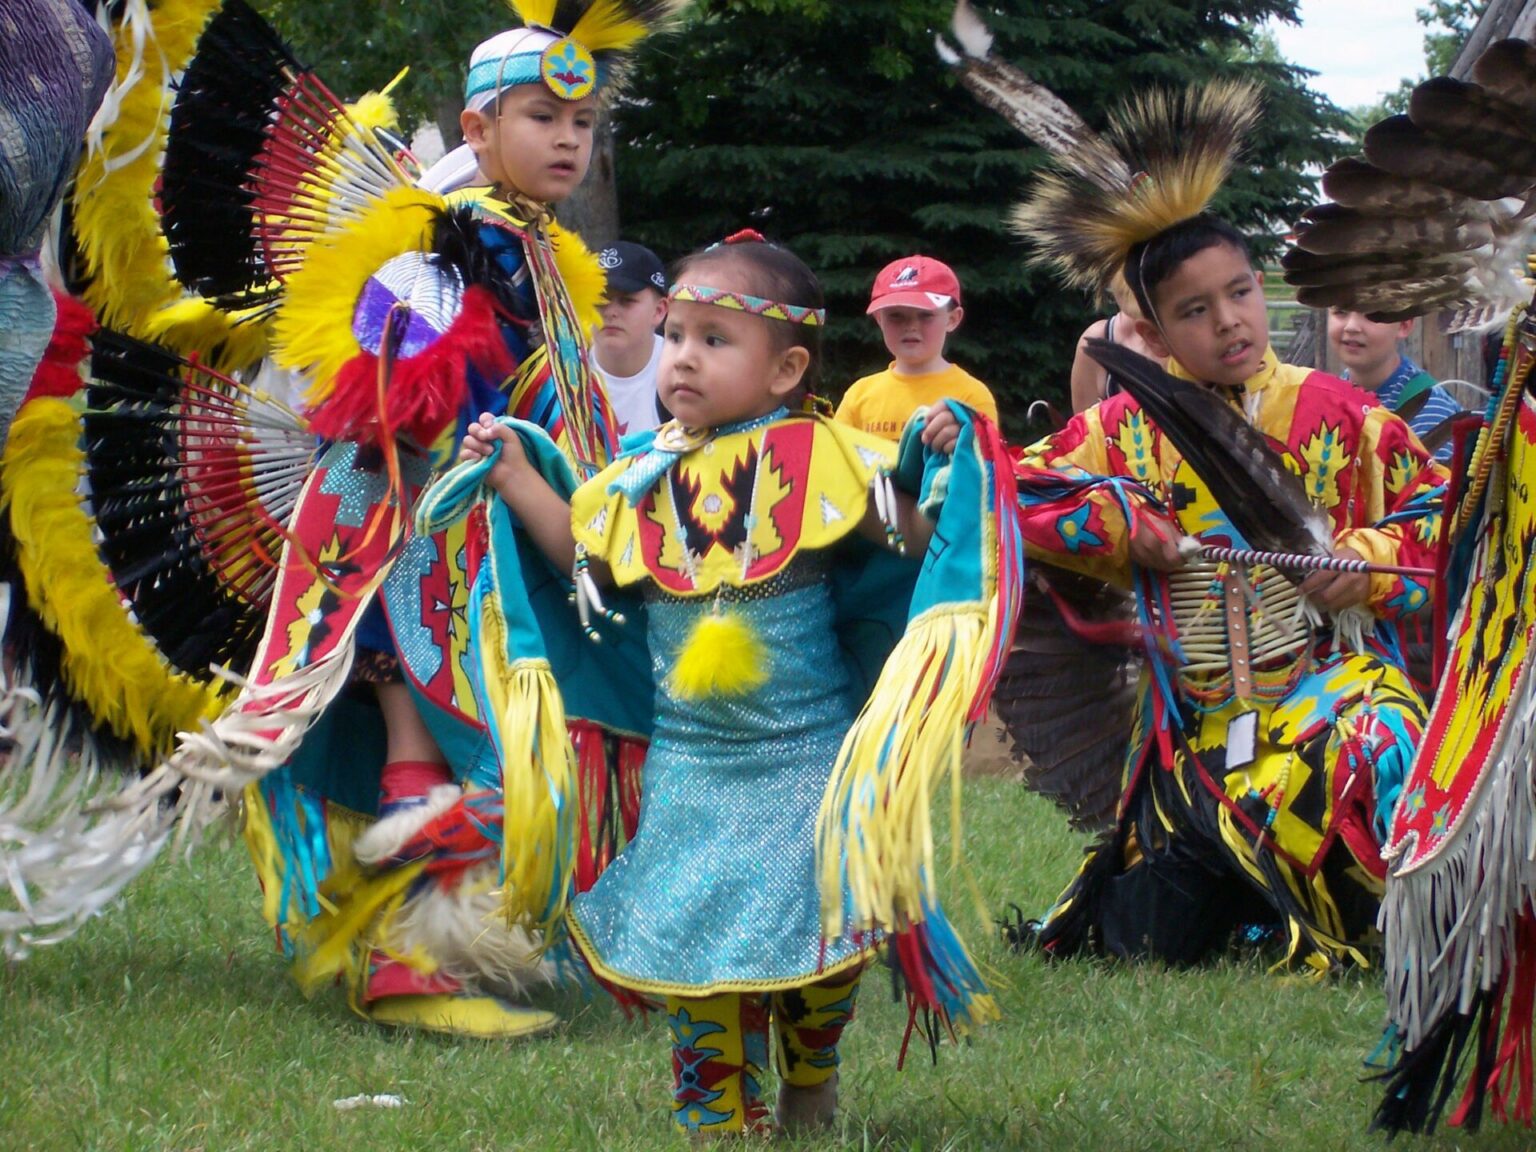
[939,5,1448,971]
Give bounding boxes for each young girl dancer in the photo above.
[453,232,1017,1135]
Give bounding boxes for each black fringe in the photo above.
[161,0,299,308]
[83,330,271,678]
[1371,995,1493,1136]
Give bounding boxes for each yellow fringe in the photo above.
[240,781,369,936]
[71,0,262,367]
[547,218,605,332]
[816,607,988,937]
[476,585,577,936]
[0,398,227,755]
[292,857,428,996]
[271,185,446,406]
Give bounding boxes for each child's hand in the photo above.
[920,404,961,455]
[459,412,529,496]
[1299,545,1371,614]
[1128,509,1187,571]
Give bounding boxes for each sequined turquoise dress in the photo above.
[568,560,872,993]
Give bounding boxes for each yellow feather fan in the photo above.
[1009,80,1263,292]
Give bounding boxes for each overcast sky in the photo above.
[1266,1,1430,110]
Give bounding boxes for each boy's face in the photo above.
[1134,242,1269,388]
[595,289,667,361]
[1327,309,1411,384]
[872,304,961,371]
[460,86,596,203]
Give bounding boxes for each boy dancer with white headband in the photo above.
[166,0,688,1040]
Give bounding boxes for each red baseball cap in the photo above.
[867,255,962,313]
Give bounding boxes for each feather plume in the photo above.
[935,0,1126,189]
[505,0,689,89]
[1471,38,1536,119]
[1410,76,1536,157]
[1082,341,1333,568]
[1292,205,1494,257]
[1321,156,1479,216]
[667,610,768,700]
[1008,81,1262,290]
[1364,114,1534,202]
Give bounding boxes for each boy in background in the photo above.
[836,255,998,439]
[593,240,668,435]
[1327,308,1463,461]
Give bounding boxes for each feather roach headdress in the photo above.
[937,0,1261,293]
[1284,38,1536,327]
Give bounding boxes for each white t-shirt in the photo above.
[595,334,664,436]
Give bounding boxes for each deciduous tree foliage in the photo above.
[614,0,1346,431]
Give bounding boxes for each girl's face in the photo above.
[657,263,809,429]
[460,86,596,203]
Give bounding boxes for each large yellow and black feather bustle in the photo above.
[1008,80,1262,292]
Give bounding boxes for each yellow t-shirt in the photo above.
[833,362,999,441]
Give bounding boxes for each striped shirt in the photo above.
[1356,357,1464,462]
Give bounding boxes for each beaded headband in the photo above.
[668,283,826,327]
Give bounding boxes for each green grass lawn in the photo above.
[3,776,1532,1151]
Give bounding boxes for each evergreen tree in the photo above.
[615,0,1348,432]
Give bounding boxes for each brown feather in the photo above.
[1409,77,1536,178]
[993,567,1137,835]
[1320,156,1479,216]
[1291,209,1494,257]
[1281,247,1472,290]
[1295,275,1469,316]
[1364,114,1534,201]
[1471,38,1536,120]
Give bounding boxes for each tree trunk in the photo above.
[434,94,464,153]
[555,108,619,248]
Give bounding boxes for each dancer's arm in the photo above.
[460,412,581,573]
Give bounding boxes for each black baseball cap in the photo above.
[598,241,667,295]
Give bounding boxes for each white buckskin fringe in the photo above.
[1380,617,1536,1049]
[1,628,355,959]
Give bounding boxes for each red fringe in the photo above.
[306,286,512,446]
[570,720,646,894]
[24,292,96,402]
[1489,913,1536,1126]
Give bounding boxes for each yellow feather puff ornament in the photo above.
[667,606,769,700]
